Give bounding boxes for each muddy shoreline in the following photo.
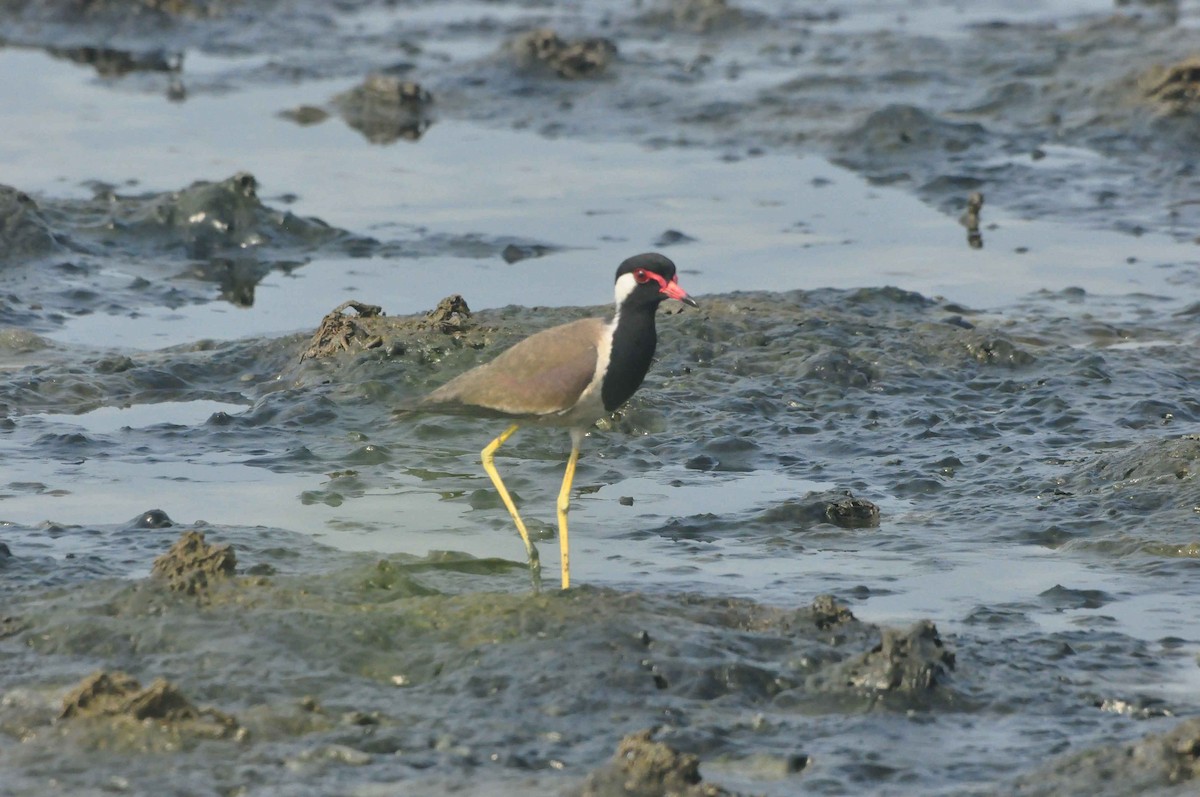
[3,1,1200,238]
[4,0,1200,794]
[4,284,1200,794]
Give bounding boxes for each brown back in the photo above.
[422,317,605,417]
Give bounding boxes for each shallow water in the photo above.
[3,1,1200,795]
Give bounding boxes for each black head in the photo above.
[613,252,698,309]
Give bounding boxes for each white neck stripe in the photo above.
[613,272,638,307]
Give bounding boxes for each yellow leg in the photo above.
[556,441,580,590]
[481,423,540,588]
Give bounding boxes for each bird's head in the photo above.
[613,252,699,309]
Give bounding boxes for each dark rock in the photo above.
[811,594,856,629]
[796,349,875,387]
[758,490,881,530]
[1038,584,1112,611]
[0,185,62,262]
[423,294,473,334]
[130,508,174,529]
[300,295,483,363]
[1077,434,1200,487]
[59,670,240,740]
[826,620,955,692]
[509,28,617,79]
[575,728,740,796]
[150,530,236,595]
[93,355,136,374]
[139,172,264,257]
[0,173,365,321]
[666,0,751,32]
[48,45,179,77]
[836,104,987,165]
[960,331,1035,365]
[86,172,347,263]
[1141,55,1200,116]
[332,75,434,144]
[341,710,382,726]
[500,243,554,263]
[278,104,331,125]
[0,615,27,638]
[822,493,881,528]
[634,0,767,32]
[301,300,386,361]
[1003,716,1200,796]
[654,229,696,247]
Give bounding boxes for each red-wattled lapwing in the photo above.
[421,252,698,590]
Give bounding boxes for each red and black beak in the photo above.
[636,267,699,308]
[660,275,699,308]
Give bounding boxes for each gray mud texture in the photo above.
[0,537,948,795]
[300,294,480,363]
[57,670,243,747]
[330,75,435,144]
[4,285,1200,794]
[2,0,1199,236]
[508,27,618,80]
[574,728,743,797]
[1002,716,1200,797]
[0,172,363,323]
[0,170,557,332]
[3,1,1200,796]
[149,529,236,595]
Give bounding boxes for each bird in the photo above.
[420,252,698,590]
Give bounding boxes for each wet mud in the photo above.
[4,285,1200,793]
[0,171,361,325]
[149,528,236,595]
[1002,716,1200,797]
[508,28,618,80]
[330,75,435,144]
[300,294,480,363]
[0,169,560,332]
[1141,54,1200,115]
[57,670,243,746]
[2,519,1194,795]
[3,1,1200,795]
[3,1,1200,235]
[0,529,951,795]
[574,728,743,797]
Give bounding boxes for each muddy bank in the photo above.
[574,728,748,797]
[999,715,1200,796]
[2,524,1193,796]
[57,670,243,747]
[2,3,1199,794]
[8,282,1200,557]
[0,172,358,325]
[0,527,954,795]
[3,2,1200,238]
[2,281,1200,793]
[0,172,561,332]
[328,74,435,144]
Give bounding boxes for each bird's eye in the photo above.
[633,268,651,284]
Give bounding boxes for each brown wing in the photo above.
[422,318,604,416]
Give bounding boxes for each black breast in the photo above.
[600,308,658,412]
